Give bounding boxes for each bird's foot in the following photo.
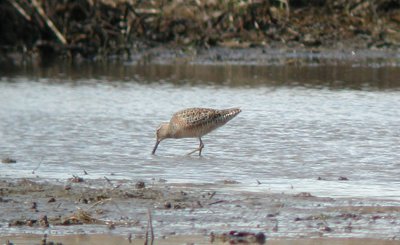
[186,148,200,156]
[186,147,204,156]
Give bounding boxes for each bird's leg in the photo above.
[198,137,204,156]
[187,137,205,156]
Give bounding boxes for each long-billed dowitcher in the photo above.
[152,107,241,156]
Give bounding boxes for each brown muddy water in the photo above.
[0,49,400,242]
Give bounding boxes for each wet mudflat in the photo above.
[3,235,400,245]
[0,178,400,244]
[2,236,400,245]
[1,48,400,243]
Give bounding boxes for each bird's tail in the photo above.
[219,108,241,122]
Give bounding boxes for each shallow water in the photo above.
[1,58,400,200]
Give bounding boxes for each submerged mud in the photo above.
[0,177,399,242]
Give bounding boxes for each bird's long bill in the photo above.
[152,140,161,155]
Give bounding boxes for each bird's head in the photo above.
[152,122,169,155]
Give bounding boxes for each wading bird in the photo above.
[152,107,241,156]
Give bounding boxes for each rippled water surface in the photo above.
[1,60,400,200]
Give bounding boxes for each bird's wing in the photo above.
[172,108,218,129]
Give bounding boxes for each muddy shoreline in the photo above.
[2,235,400,245]
[1,177,399,243]
[2,46,400,79]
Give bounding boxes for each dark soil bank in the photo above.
[1,0,399,63]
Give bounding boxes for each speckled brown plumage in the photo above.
[152,107,241,156]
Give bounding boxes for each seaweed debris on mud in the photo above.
[1,177,400,240]
[0,0,399,64]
